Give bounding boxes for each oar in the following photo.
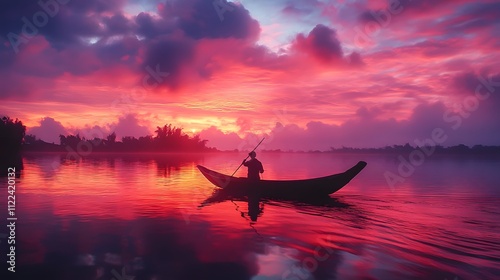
[230,137,265,177]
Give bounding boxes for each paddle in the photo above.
[230,137,265,177]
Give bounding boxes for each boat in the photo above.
[197,161,367,198]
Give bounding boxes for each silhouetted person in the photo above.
[242,151,264,181]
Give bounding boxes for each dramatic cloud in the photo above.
[200,96,500,151]
[1,0,499,149]
[199,126,243,151]
[111,114,152,139]
[160,0,260,40]
[293,24,343,63]
[28,117,68,144]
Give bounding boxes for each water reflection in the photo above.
[201,188,355,223]
[248,194,263,222]
[0,152,23,178]
[12,216,258,280]
[1,153,499,280]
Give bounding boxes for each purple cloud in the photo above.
[28,117,67,144]
[293,24,343,63]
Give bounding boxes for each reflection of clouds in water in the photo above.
[255,245,297,277]
[16,153,500,279]
[24,154,62,178]
[18,215,259,279]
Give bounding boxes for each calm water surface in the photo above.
[1,153,499,280]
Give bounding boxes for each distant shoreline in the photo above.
[21,147,500,157]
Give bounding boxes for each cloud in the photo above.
[21,68,500,150]
[236,117,253,133]
[160,0,260,40]
[28,117,67,144]
[27,114,154,143]
[292,24,343,63]
[0,0,267,95]
[0,0,369,102]
[289,24,364,68]
[2,0,500,149]
[348,51,364,66]
[140,34,197,90]
[199,97,500,151]
[110,114,152,139]
[136,0,262,90]
[351,0,500,51]
[135,12,172,39]
[199,126,244,151]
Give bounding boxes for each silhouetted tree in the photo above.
[59,134,84,149]
[1,116,26,155]
[1,116,25,176]
[151,124,207,151]
[106,132,116,145]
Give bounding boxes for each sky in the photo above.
[1,0,499,150]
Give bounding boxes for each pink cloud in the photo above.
[292,24,343,64]
[199,126,243,151]
[28,117,68,144]
[199,93,500,150]
[1,0,499,149]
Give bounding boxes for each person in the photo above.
[242,151,264,181]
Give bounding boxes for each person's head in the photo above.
[249,151,256,159]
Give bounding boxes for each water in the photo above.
[1,152,499,280]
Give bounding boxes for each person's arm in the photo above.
[259,162,264,173]
[243,159,248,166]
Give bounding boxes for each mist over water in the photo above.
[1,153,499,280]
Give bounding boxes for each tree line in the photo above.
[1,116,26,156]
[2,116,499,155]
[32,124,213,152]
[2,116,213,153]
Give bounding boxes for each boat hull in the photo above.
[197,161,367,198]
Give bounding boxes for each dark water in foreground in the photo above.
[0,153,499,280]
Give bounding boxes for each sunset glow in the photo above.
[1,0,499,150]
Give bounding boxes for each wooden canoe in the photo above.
[197,161,367,198]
